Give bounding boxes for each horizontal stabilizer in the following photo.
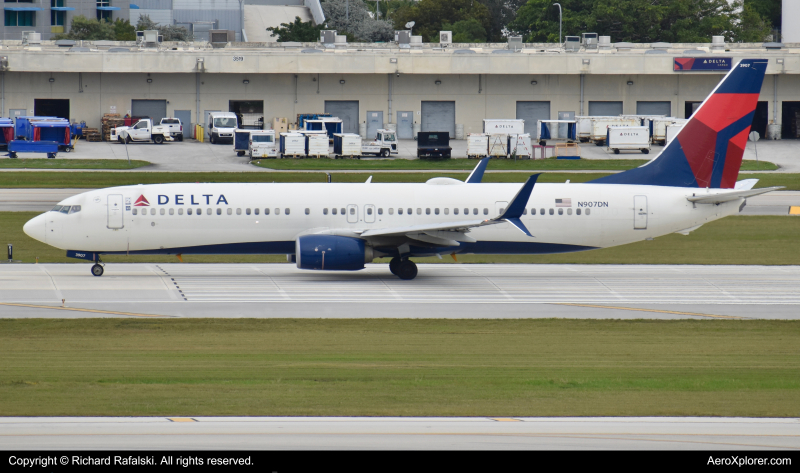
[687,186,783,204]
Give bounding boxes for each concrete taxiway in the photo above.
[1,416,798,450]
[1,264,799,319]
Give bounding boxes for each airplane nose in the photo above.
[23,214,46,244]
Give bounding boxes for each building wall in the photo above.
[4,71,798,134]
[783,0,799,43]
[1,0,131,41]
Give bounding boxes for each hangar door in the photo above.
[588,101,623,116]
[636,101,671,117]
[34,99,69,120]
[131,99,167,124]
[325,101,359,134]
[516,101,550,136]
[421,101,455,138]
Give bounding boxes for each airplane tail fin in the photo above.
[591,58,768,189]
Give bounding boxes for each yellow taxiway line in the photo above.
[555,303,745,319]
[0,302,168,318]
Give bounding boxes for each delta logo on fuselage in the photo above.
[146,194,230,205]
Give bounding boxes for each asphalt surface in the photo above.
[2,137,799,172]
[2,416,798,450]
[1,264,799,319]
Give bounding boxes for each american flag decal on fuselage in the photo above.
[555,198,572,207]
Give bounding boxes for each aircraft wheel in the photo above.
[91,264,104,277]
[613,149,620,155]
[389,257,401,275]
[396,259,418,280]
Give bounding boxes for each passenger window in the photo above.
[151,208,156,215]
[188,208,193,215]
[473,208,478,215]
[378,208,383,215]
[434,208,439,215]
[367,208,373,215]
[160,208,165,215]
[576,208,581,215]
[246,208,251,215]
[454,208,459,215]
[323,208,329,215]
[341,208,346,215]
[169,208,174,215]
[586,208,591,215]
[236,208,242,215]
[540,208,545,215]
[178,208,184,215]
[217,208,222,215]
[558,209,563,215]
[398,208,403,215]
[549,209,554,215]
[444,208,449,215]
[254,208,259,215]
[388,208,393,215]
[207,208,212,215]
[275,208,280,215]
[132,208,137,215]
[407,208,412,215]
[197,210,202,216]
[349,208,355,215]
[417,208,422,215]
[285,208,290,215]
[305,208,309,215]
[227,208,232,215]
[264,208,270,215]
[567,208,572,215]
[500,208,505,214]
[331,208,336,215]
[522,209,527,215]
[426,208,430,215]
[483,208,488,215]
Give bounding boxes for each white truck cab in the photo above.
[207,112,238,144]
[249,130,277,159]
[361,129,398,157]
[112,119,173,144]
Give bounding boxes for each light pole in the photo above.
[553,3,562,44]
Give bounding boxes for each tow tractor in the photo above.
[361,129,398,157]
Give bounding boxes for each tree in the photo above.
[322,0,394,42]
[442,19,487,43]
[745,0,781,29]
[475,0,529,41]
[135,14,189,41]
[391,0,492,42]
[266,17,325,42]
[113,19,136,41]
[54,15,115,40]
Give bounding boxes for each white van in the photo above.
[207,112,238,144]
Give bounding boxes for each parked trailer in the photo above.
[665,122,686,145]
[509,134,533,159]
[483,119,525,136]
[279,132,306,158]
[576,116,594,142]
[333,133,362,158]
[590,117,640,145]
[488,133,509,157]
[606,126,651,154]
[0,118,13,149]
[653,118,688,145]
[303,131,330,158]
[8,140,59,159]
[536,120,577,146]
[305,118,343,139]
[467,133,489,158]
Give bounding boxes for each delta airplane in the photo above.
[24,59,780,280]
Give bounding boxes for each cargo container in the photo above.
[304,131,330,157]
[305,118,343,139]
[297,113,332,129]
[333,133,362,158]
[234,129,251,156]
[665,122,686,145]
[488,133,509,157]
[606,126,650,154]
[652,118,688,144]
[13,116,58,140]
[483,119,524,136]
[590,117,640,145]
[466,133,488,158]
[576,116,594,142]
[0,118,13,148]
[509,134,532,159]
[279,132,306,158]
[536,120,577,145]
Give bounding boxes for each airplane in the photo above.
[23,58,780,280]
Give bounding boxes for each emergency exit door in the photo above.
[107,194,124,229]
[634,195,647,229]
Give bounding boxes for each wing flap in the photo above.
[687,186,783,204]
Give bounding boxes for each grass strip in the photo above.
[0,171,796,188]
[0,158,151,170]
[1,318,798,417]
[3,212,800,265]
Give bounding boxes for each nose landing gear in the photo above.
[388,257,418,280]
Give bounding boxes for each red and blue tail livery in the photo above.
[592,58,768,189]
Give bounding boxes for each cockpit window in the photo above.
[68,205,81,214]
[51,205,63,212]
[59,206,71,214]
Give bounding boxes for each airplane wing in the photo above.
[358,174,541,243]
[687,186,784,205]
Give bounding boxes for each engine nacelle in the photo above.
[295,235,372,271]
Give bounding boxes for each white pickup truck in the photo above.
[112,119,173,144]
[159,118,183,141]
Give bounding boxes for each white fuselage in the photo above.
[24,181,743,257]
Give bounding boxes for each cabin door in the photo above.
[107,194,124,229]
[634,195,648,230]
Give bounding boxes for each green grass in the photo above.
[4,212,800,265]
[253,157,778,172]
[0,319,798,416]
[0,170,795,188]
[0,158,151,169]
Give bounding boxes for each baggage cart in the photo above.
[466,133,488,158]
[536,120,577,146]
[333,133,362,158]
[488,133,509,157]
[304,131,329,158]
[279,132,306,158]
[509,134,532,159]
[606,126,651,154]
[234,129,251,156]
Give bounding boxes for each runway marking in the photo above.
[0,302,169,318]
[490,418,522,422]
[553,303,746,319]
[167,418,197,422]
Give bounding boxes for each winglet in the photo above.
[495,174,539,237]
[465,157,490,183]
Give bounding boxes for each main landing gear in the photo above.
[389,257,418,280]
[91,261,104,277]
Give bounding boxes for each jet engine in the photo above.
[295,235,373,271]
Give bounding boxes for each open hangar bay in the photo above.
[1,263,799,319]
